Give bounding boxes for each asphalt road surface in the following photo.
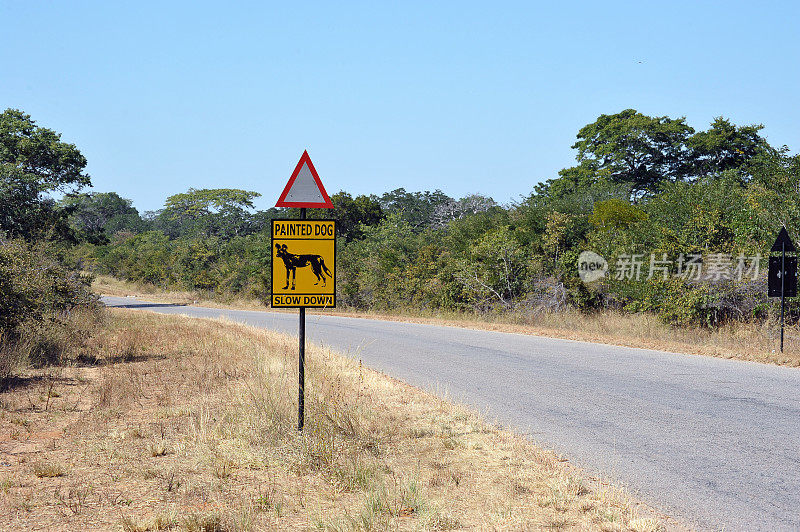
[102,296,800,531]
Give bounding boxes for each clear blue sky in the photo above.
[2,1,798,212]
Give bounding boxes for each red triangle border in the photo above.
[275,150,334,209]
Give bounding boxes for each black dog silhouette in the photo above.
[275,244,332,290]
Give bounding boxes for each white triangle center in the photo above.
[284,162,325,203]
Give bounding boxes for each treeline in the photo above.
[65,109,800,326]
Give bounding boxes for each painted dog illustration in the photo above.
[275,244,332,290]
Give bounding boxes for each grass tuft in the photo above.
[182,512,225,532]
[32,462,66,478]
[121,512,177,531]
[147,440,169,457]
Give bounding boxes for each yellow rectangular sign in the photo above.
[271,219,336,308]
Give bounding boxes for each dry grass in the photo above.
[0,308,680,530]
[95,273,800,367]
[32,461,67,478]
[1,307,103,383]
[416,308,800,368]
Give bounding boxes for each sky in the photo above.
[1,1,798,213]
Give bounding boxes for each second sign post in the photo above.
[273,151,336,431]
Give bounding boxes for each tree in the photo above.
[0,109,91,241]
[0,240,97,348]
[60,192,144,242]
[164,188,259,219]
[572,109,695,197]
[0,163,71,240]
[0,109,89,192]
[744,148,800,248]
[543,211,577,263]
[338,212,418,309]
[535,161,602,199]
[687,117,771,178]
[456,226,528,310]
[378,188,453,230]
[431,194,497,227]
[161,188,261,238]
[308,191,385,240]
[327,192,384,241]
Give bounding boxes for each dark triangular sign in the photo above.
[771,227,796,252]
[275,151,334,209]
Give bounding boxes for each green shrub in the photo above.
[0,238,99,379]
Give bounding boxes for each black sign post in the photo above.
[298,208,306,431]
[768,228,797,352]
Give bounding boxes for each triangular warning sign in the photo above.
[771,227,796,252]
[275,151,334,208]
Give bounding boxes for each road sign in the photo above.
[271,219,336,308]
[768,227,797,352]
[275,151,334,208]
[771,227,796,252]
[274,152,335,432]
[768,256,797,297]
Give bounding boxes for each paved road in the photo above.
[103,296,800,531]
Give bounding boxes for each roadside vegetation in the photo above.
[0,109,101,387]
[64,109,800,342]
[0,309,670,530]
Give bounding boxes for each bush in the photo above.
[0,238,100,380]
[614,276,772,327]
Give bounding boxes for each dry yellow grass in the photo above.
[0,309,680,530]
[94,274,800,367]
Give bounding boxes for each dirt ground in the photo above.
[0,309,679,531]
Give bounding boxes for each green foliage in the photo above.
[164,188,260,218]
[640,178,745,254]
[0,163,71,241]
[309,191,384,241]
[378,188,453,230]
[687,117,770,178]
[589,199,647,231]
[745,149,800,247]
[0,240,88,333]
[542,211,583,261]
[553,110,771,203]
[0,239,98,375]
[60,192,145,243]
[0,109,89,191]
[162,188,262,238]
[338,213,418,309]
[0,110,99,381]
[92,229,271,298]
[572,109,695,196]
[535,161,602,199]
[621,277,711,326]
[64,108,798,329]
[455,226,529,310]
[0,108,92,242]
[98,231,177,286]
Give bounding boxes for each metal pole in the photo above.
[298,207,306,431]
[781,241,785,353]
